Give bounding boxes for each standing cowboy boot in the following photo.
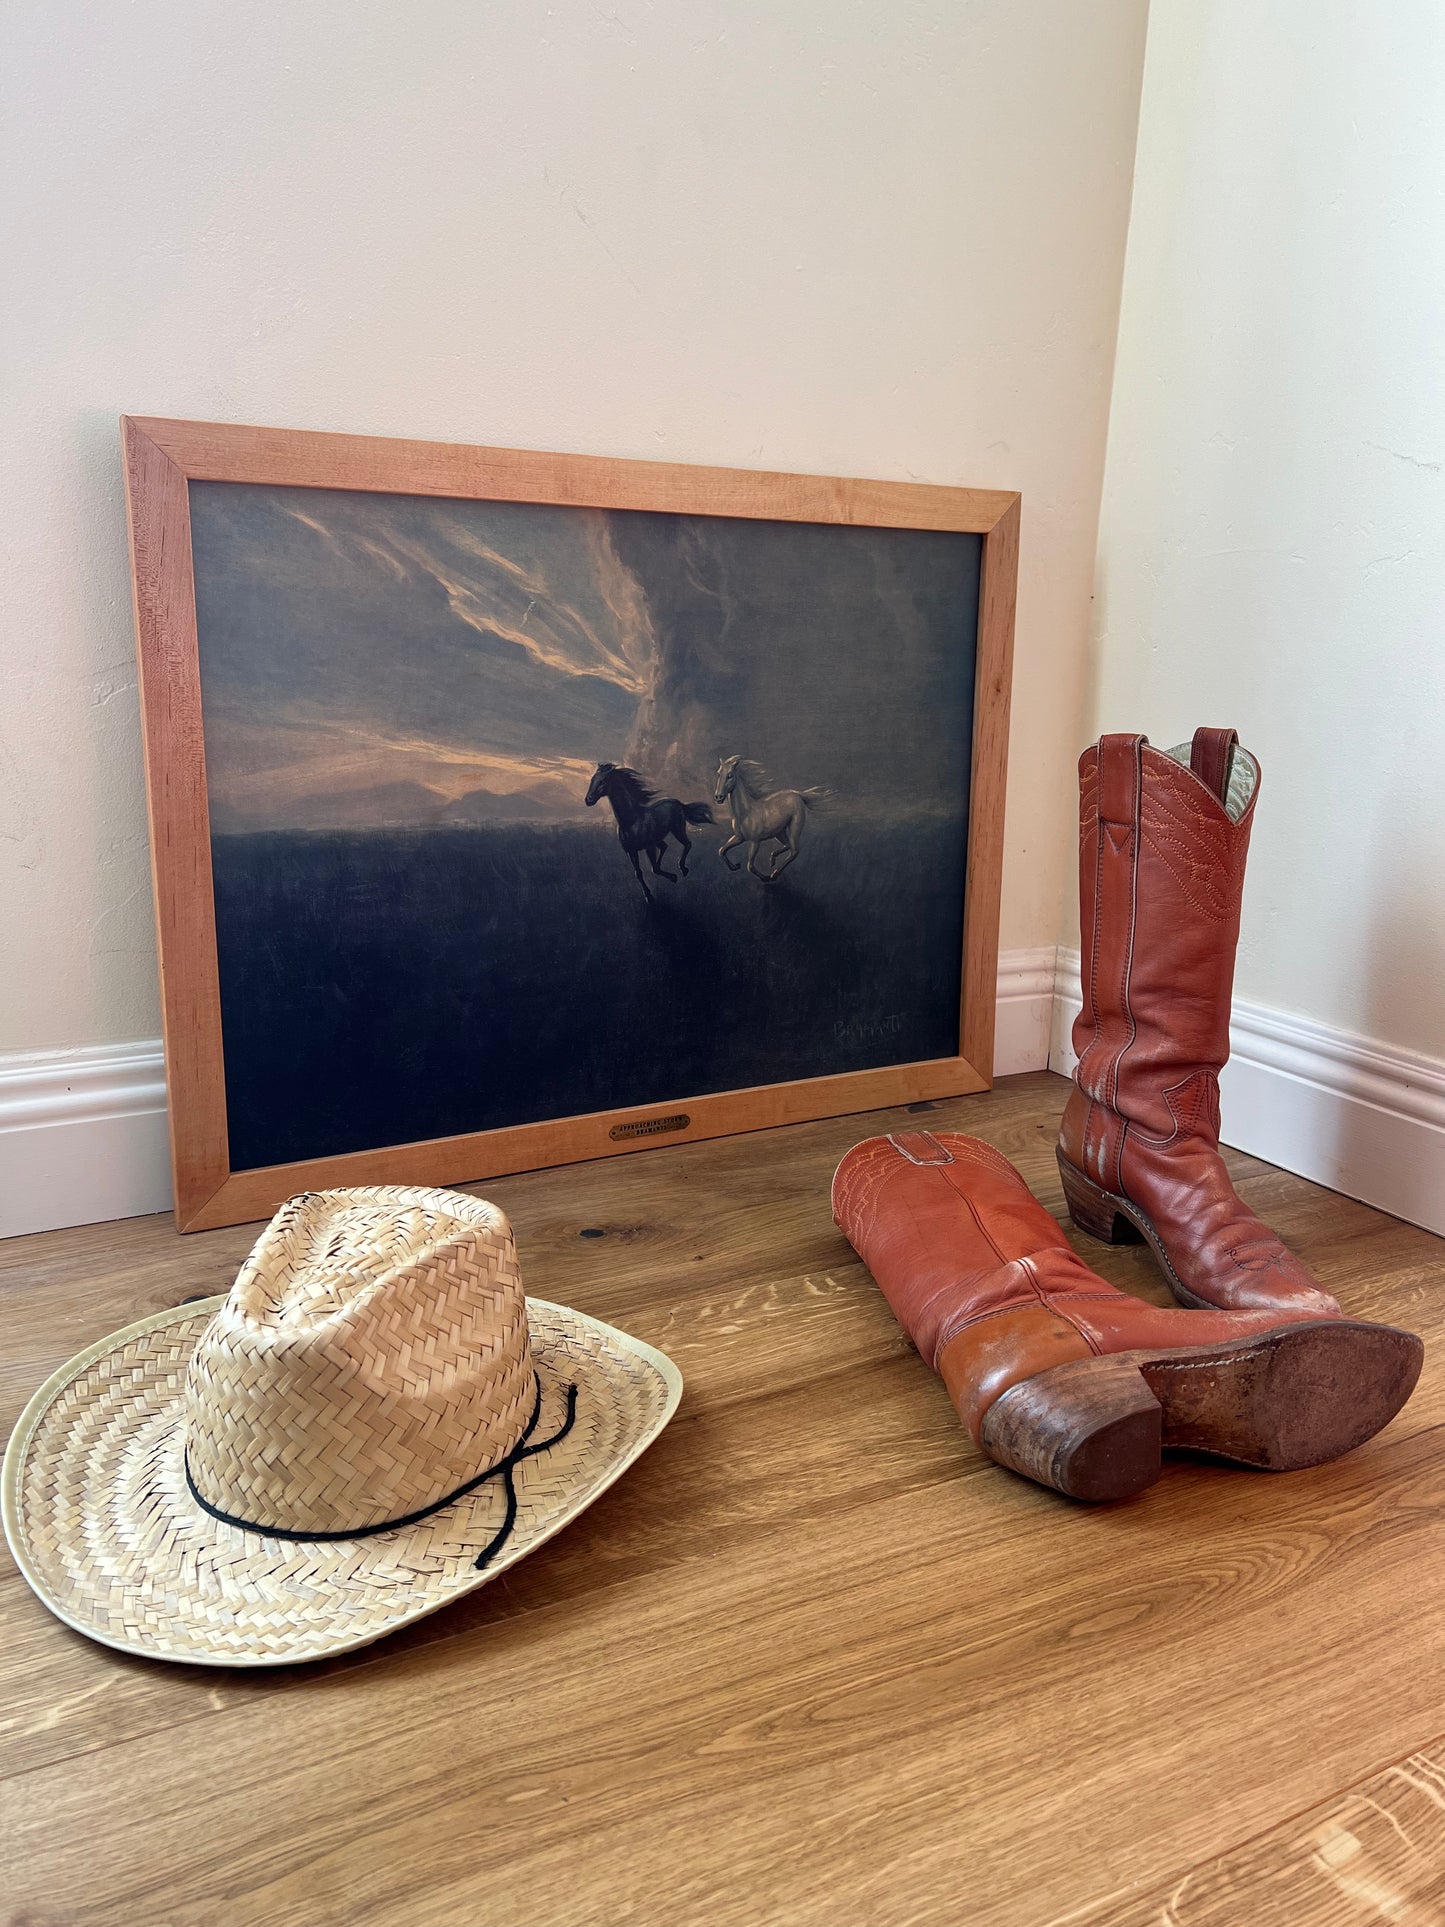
[833,1129,1420,1503]
[1058,729,1340,1316]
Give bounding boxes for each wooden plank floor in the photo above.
[2,1070,1443,1926]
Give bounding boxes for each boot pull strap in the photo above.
[1190,727,1239,808]
[886,1131,954,1165]
[1096,734,1146,828]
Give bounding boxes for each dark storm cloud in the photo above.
[612,512,980,807]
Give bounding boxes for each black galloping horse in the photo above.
[584,763,715,902]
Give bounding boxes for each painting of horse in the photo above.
[585,763,715,900]
[188,478,983,1171]
[713,756,825,882]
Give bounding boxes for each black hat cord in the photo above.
[184,1373,580,1571]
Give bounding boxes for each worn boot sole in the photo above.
[1058,1149,1230,1310]
[979,1319,1423,1503]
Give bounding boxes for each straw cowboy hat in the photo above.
[2,1184,681,1667]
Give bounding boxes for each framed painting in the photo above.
[123,418,1019,1231]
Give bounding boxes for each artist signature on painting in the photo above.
[834,1013,906,1046]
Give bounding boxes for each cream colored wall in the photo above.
[2,0,1148,1055]
[1089,1,1445,1056]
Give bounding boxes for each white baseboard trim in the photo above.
[993,946,1059,1078]
[1050,948,1445,1238]
[0,1042,172,1240]
[0,949,1059,1241]
[15,948,1435,1241]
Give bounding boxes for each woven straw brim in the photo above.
[3,1297,680,1668]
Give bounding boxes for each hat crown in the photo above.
[184,1186,534,1535]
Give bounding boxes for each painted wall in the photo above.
[1089,1,1445,1059]
[3,0,1148,1060]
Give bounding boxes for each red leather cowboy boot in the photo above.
[833,1129,1420,1502]
[1058,729,1339,1315]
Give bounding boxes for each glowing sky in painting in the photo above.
[189,482,980,832]
[191,485,653,829]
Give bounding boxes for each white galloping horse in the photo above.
[713,756,824,882]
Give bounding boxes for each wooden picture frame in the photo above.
[123,417,1019,1231]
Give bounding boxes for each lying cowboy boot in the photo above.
[1059,728,1340,1315]
[832,1128,1421,1502]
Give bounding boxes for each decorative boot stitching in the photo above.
[1141,828,1244,923]
[1078,747,1117,1094]
[1077,740,1141,1199]
[1131,1070,1222,1150]
[1078,738,1143,1123]
[1106,740,1143,1117]
[833,1135,1029,1245]
[943,1137,1025,1180]
[1227,1236,1299,1273]
[1141,783,1250,922]
[831,1141,903,1229]
[1074,769,1110,1093]
[831,1153,910,1236]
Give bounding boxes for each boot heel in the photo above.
[1057,1152,1142,1246]
[980,1355,1162,1501]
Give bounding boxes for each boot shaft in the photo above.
[831,1127,1311,1369]
[1073,729,1259,1142]
[1060,728,1346,1316]
[831,1130,1090,1366]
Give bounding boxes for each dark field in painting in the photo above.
[213,813,966,1171]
